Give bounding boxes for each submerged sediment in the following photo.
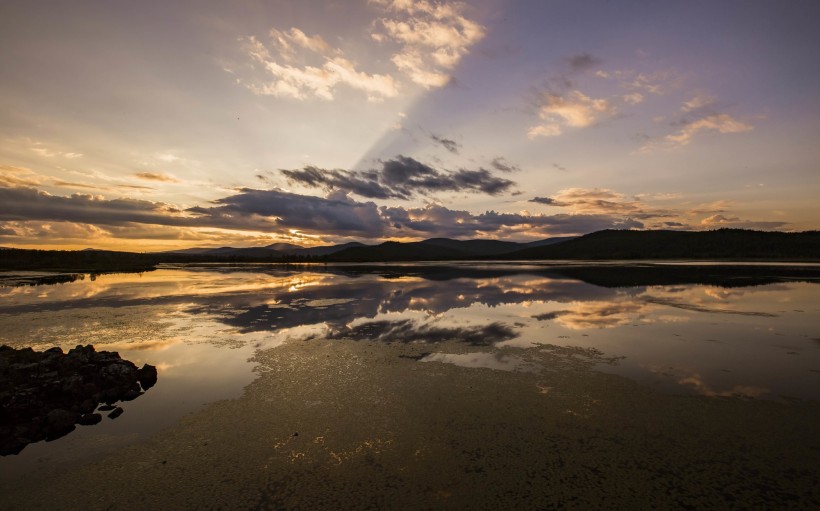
[1,338,817,509]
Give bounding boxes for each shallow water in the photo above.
[1,263,819,508]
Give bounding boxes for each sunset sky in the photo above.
[1,0,819,251]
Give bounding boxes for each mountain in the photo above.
[328,241,471,262]
[161,241,368,258]
[501,229,820,261]
[161,247,216,255]
[518,236,576,249]
[326,237,574,262]
[264,243,304,253]
[296,242,368,257]
[419,238,523,256]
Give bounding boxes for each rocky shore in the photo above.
[0,344,157,456]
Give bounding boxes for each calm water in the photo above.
[1,263,819,508]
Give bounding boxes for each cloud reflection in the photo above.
[320,319,518,346]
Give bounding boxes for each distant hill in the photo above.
[327,236,574,262]
[264,243,304,253]
[0,248,159,272]
[161,247,215,255]
[3,230,817,272]
[296,242,367,257]
[157,237,573,262]
[161,241,369,259]
[501,229,820,261]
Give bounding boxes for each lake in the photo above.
[1,263,819,509]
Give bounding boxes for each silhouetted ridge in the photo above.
[501,229,820,261]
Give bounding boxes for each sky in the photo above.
[1,0,819,251]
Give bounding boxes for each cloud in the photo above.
[190,189,388,237]
[626,71,679,95]
[0,182,651,242]
[593,68,681,96]
[622,92,644,105]
[281,155,515,199]
[430,134,460,154]
[681,95,715,112]
[50,180,106,190]
[0,187,189,228]
[0,165,44,188]
[526,188,786,232]
[529,90,615,138]
[235,0,483,100]
[544,188,683,220]
[269,27,334,59]
[0,225,19,236]
[0,165,154,194]
[0,221,110,241]
[490,157,520,173]
[134,172,179,183]
[529,197,561,206]
[116,184,157,191]
[664,114,753,147]
[566,53,601,73]
[29,144,83,159]
[371,0,485,88]
[382,203,643,238]
[240,35,399,101]
[0,180,788,246]
[700,214,787,230]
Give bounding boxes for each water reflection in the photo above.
[1,264,818,405]
[1,263,818,506]
[319,320,518,346]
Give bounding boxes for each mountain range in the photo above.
[2,230,818,273]
[161,237,575,260]
[158,229,820,262]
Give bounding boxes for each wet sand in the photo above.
[3,338,818,510]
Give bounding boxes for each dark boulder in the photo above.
[0,344,158,455]
[78,413,102,426]
[137,364,158,390]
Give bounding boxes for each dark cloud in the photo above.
[532,311,562,321]
[282,156,515,199]
[0,187,186,227]
[383,204,643,237]
[281,166,393,199]
[134,172,179,183]
[117,184,156,191]
[553,163,567,172]
[490,157,521,173]
[190,189,387,237]
[0,185,644,240]
[529,197,561,205]
[431,134,460,154]
[700,214,788,230]
[567,53,601,73]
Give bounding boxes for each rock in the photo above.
[0,344,157,455]
[121,390,143,401]
[137,364,158,390]
[46,409,78,430]
[78,413,102,426]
